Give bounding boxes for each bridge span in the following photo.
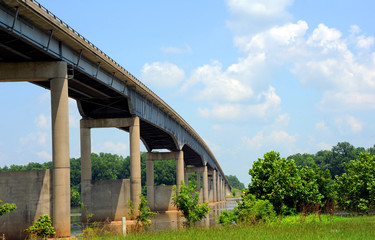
[0,0,231,238]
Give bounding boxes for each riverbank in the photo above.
[86,215,375,240]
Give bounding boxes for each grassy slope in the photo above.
[90,215,375,240]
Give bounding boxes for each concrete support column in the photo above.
[220,177,225,201]
[203,165,208,202]
[130,117,141,208]
[213,170,217,202]
[218,176,222,201]
[80,126,92,219]
[176,151,184,191]
[146,157,155,210]
[196,172,201,190]
[50,70,70,237]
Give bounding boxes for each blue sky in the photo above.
[1,0,375,185]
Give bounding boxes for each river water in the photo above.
[71,198,238,236]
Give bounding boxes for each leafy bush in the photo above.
[0,200,16,216]
[219,192,275,225]
[248,151,334,215]
[218,210,237,225]
[71,188,81,207]
[25,214,55,240]
[128,194,157,231]
[335,152,375,213]
[172,181,210,227]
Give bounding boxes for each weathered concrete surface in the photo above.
[154,185,176,211]
[90,179,131,221]
[0,170,52,240]
[130,117,141,212]
[51,72,71,237]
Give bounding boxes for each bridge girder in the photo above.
[0,0,229,177]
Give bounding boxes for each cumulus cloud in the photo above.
[141,62,185,88]
[315,120,329,133]
[198,86,281,121]
[94,141,127,155]
[335,115,363,134]
[241,129,297,154]
[232,20,375,111]
[35,114,50,130]
[227,0,293,34]
[184,61,255,102]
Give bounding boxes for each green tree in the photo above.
[248,151,301,214]
[226,175,245,190]
[0,200,17,216]
[172,181,210,227]
[335,152,375,213]
[298,165,333,210]
[249,151,333,215]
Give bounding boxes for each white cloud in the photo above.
[232,20,375,111]
[183,61,254,102]
[272,113,290,129]
[227,0,293,34]
[20,132,48,146]
[315,120,329,133]
[315,142,332,151]
[319,91,375,111]
[161,45,192,54]
[335,115,363,134]
[36,151,52,161]
[94,141,127,155]
[241,129,297,154]
[198,86,281,121]
[35,114,50,130]
[141,62,185,88]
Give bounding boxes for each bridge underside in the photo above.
[0,25,203,165]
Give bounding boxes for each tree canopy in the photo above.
[226,175,245,190]
[287,142,374,179]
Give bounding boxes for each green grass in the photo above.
[85,215,375,240]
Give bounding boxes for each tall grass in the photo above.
[85,215,375,240]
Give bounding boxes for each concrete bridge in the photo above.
[0,0,231,238]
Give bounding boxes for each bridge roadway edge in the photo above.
[0,0,230,185]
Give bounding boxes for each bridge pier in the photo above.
[50,68,71,237]
[213,169,217,202]
[146,151,184,211]
[80,117,141,219]
[203,165,209,202]
[0,61,71,238]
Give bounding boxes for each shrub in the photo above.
[218,192,275,225]
[335,152,375,213]
[218,210,236,225]
[128,194,157,231]
[172,181,210,227]
[25,214,55,240]
[0,200,17,216]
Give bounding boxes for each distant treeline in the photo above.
[288,142,375,178]
[0,152,189,206]
[1,141,371,206]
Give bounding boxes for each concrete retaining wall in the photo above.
[154,185,176,211]
[90,179,131,221]
[0,170,52,240]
